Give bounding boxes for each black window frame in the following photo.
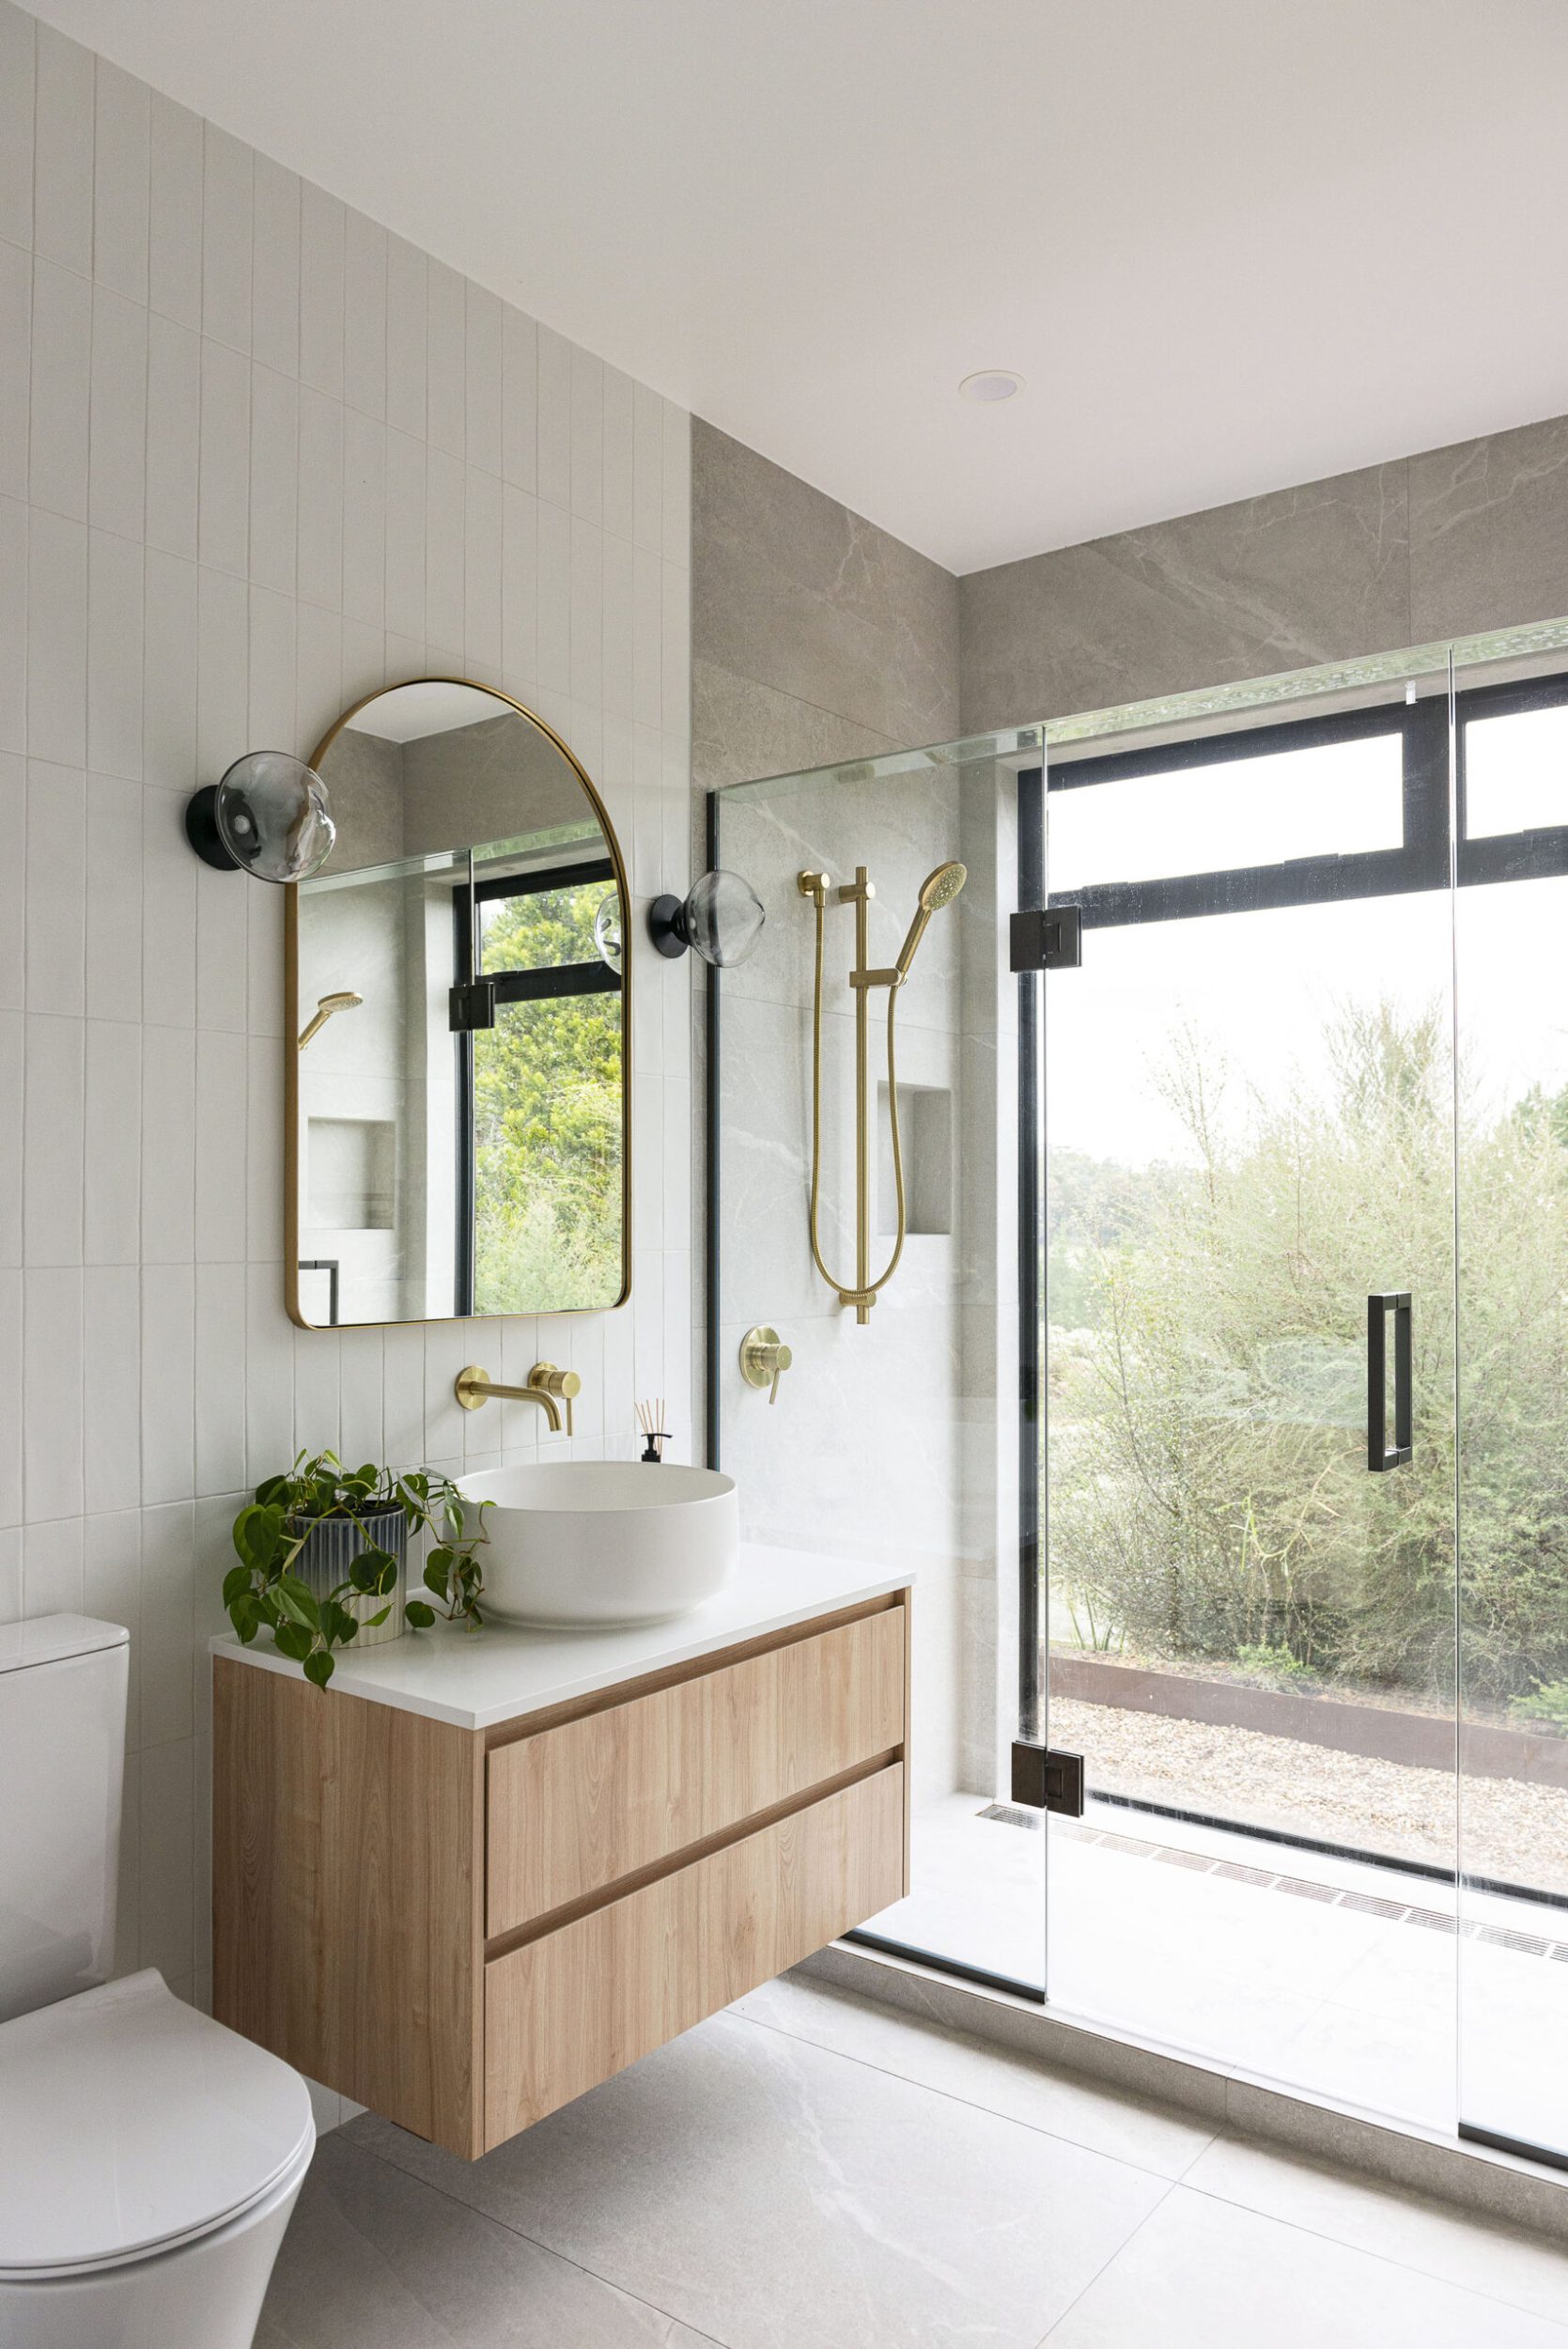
[1046,695,1447,933]
[1455,669,1568,888]
[1023,663,1568,1777]
[453,856,623,1316]
[1045,672,1568,941]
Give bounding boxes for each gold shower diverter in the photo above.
[739,1326,793,1403]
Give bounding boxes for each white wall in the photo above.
[0,0,695,2103]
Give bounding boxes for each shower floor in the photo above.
[862,1787,1568,2157]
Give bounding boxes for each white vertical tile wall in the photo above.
[0,0,695,2116]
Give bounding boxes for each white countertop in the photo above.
[210,1543,911,1731]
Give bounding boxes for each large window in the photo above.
[454,860,625,1316]
[1036,666,1568,2154]
[1038,673,1568,1875]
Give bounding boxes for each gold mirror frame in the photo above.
[285,678,632,1331]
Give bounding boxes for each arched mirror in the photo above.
[287,679,629,1329]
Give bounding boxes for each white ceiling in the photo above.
[32,0,1568,573]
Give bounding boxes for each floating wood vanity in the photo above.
[212,1549,911,2159]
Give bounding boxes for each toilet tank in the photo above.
[0,1616,129,2023]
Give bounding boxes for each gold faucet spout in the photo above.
[454,1362,581,1435]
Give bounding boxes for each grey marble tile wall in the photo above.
[693,393,1568,775]
[691,421,959,798]
[960,412,1568,734]
[1408,414,1568,644]
[711,760,979,1804]
[688,425,963,1579]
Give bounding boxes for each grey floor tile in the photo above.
[1184,2135,1568,2329]
[729,1974,1216,2180]
[258,2131,682,2347]
[1043,2185,1568,2348]
[348,2012,1167,2349]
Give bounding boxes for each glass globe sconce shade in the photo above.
[185,752,336,883]
[594,891,624,973]
[647,870,766,967]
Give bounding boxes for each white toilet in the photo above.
[0,1615,315,2348]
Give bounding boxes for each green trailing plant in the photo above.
[224,1451,492,1688]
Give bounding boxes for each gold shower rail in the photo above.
[800,861,966,1325]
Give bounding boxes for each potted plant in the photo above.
[224,1451,491,1688]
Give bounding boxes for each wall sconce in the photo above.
[647,870,766,966]
[185,752,335,882]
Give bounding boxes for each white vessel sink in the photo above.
[455,1463,739,1628]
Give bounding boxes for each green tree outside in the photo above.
[1048,1003,1568,1717]
[472,881,624,1313]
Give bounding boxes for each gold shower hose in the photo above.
[804,876,908,1319]
[802,859,967,1321]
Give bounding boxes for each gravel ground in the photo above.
[1050,1697,1568,1894]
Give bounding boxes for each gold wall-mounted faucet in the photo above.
[454,1361,582,1435]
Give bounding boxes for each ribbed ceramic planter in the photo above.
[289,1507,407,1647]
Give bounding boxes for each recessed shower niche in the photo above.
[877,1082,954,1237]
[306,1118,396,1231]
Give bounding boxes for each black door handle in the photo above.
[1367,1292,1412,1471]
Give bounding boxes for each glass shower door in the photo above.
[711,726,1049,1998]
[1039,670,1464,2127]
[1453,669,1568,2167]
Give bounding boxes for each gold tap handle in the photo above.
[531,1362,581,1438]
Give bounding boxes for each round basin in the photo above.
[456,1463,739,1628]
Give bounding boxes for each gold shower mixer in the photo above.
[799,859,967,1324]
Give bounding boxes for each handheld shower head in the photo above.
[297,990,363,1050]
[921,861,968,912]
[894,861,967,979]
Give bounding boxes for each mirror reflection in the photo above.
[287,681,629,1329]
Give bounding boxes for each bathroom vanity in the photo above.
[211,1549,910,2158]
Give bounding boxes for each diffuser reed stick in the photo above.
[635,1399,668,1461]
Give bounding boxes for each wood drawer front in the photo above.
[485,1763,903,2143]
[486,1605,905,1938]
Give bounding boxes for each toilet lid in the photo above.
[0,1969,315,2276]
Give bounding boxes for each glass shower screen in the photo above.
[710,618,1568,2165]
[1039,657,1463,2126]
[1452,665,1568,2167]
[711,727,1050,1994]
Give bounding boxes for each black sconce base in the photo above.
[647,894,690,958]
[184,786,241,871]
